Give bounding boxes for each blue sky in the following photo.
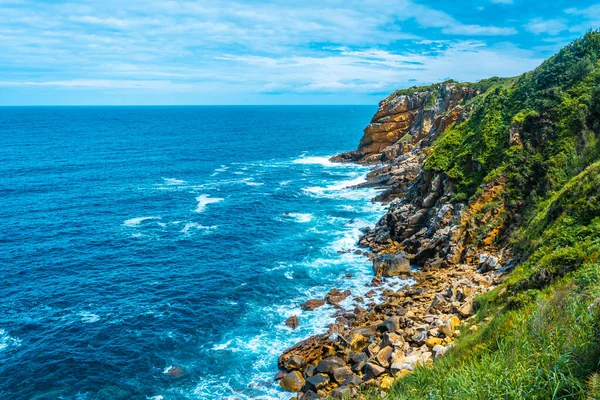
[0,0,599,105]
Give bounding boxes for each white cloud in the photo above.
[525,18,567,35]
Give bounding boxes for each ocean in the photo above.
[1,106,393,399]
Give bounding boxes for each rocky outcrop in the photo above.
[332,83,477,166]
[277,83,513,399]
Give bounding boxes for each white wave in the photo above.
[212,339,234,351]
[80,312,100,323]
[181,222,217,234]
[242,178,264,187]
[279,180,291,186]
[284,212,314,223]
[0,329,22,351]
[292,155,342,167]
[195,194,224,213]
[123,216,161,227]
[162,177,186,185]
[233,171,244,175]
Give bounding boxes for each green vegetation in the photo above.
[376,31,600,400]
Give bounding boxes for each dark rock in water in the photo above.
[301,299,325,311]
[280,371,306,393]
[164,365,184,377]
[325,288,351,304]
[354,249,363,255]
[316,356,345,374]
[286,315,299,329]
[274,371,286,381]
[345,273,354,278]
[373,252,412,277]
[305,373,330,391]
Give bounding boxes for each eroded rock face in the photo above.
[276,84,514,399]
[331,84,477,167]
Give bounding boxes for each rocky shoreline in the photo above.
[275,83,518,399]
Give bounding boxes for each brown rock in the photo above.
[280,371,305,393]
[301,299,325,311]
[286,316,299,329]
[458,298,473,317]
[285,355,305,371]
[164,366,184,377]
[373,252,412,277]
[376,346,394,368]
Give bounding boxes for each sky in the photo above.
[0,0,599,105]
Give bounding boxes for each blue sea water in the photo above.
[0,106,397,399]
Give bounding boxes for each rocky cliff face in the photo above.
[333,84,477,204]
[332,84,477,166]
[276,84,513,399]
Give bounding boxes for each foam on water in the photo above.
[283,212,314,223]
[123,216,161,227]
[162,178,186,185]
[194,194,224,213]
[292,155,353,167]
[0,329,22,352]
[181,222,217,235]
[79,312,100,324]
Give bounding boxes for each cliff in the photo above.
[277,31,600,400]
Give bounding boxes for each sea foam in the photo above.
[194,194,224,213]
[123,216,161,227]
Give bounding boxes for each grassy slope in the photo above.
[376,32,600,399]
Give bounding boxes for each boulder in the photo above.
[280,371,305,393]
[380,376,395,390]
[286,316,299,330]
[478,254,499,272]
[344,331,368,351]
[331,386,353,399]
[376,346,394,368]
[305,373,330,391]
[274,371,286,381]
[316,356,345,374]
[458,299,473,317]
[382,332,404,348]
[326,288,352,304]
[364,362,386,380]
[332,366,353,384]
[342,374,362,388]
[412,331,428,344]
[432,344,447,359]
[440,316,460,338]
[390,355,419,373]
[377,316,401,333]
[373,252,412,277]
[301,299,325,311]
[285,355,305,371]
